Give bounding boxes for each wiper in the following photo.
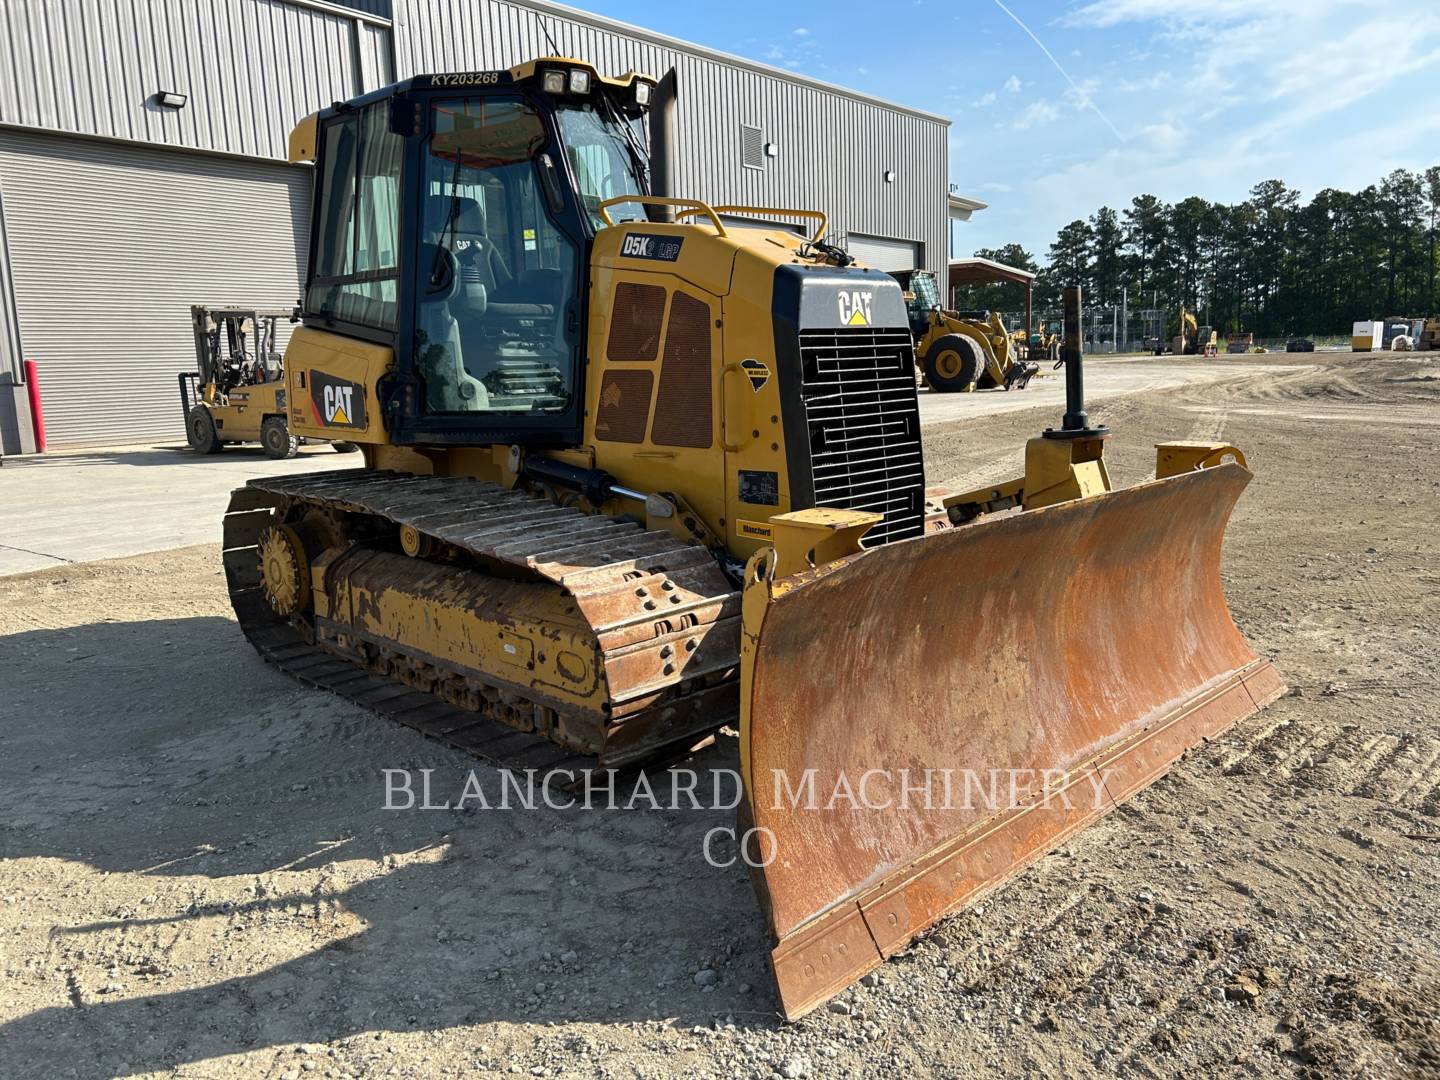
[598,88,649,193]
[428,150,465,290]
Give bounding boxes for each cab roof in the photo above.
[287,57,655,164]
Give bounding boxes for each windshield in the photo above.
[554,99,646,230]
[413,95,581,416]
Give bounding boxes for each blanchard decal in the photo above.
[738,470,780,506]
[310,371,366,428]
[837,289,874,327]
[620,233,683,262]
[740,358,771,391]
[736,519,775,540]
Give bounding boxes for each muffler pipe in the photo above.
[646,69,678,223]
[1046,285,1107,439]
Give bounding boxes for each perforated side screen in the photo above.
[594,370,654,443]
[606,282,667,361]
[650,292,713,448]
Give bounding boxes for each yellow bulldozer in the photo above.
[223,59,1283,1020]
[888,268,1038,391]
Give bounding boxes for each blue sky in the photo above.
[576,0,1440,262]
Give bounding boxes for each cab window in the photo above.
[310,102,402,330]
[414,96,580,415]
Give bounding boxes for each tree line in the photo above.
[956,167,1440,337]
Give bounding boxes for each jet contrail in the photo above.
[990,0,1127,143]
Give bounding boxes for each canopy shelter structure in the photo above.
[948,257,1036,338]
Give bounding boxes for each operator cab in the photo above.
[295,59,657,445]
[889,268,942,337]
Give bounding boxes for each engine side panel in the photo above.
[285,326,395,446]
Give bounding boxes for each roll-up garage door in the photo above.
[845,233,920,272]
[0,130,311,447]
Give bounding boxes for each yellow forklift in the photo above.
[180,305,357,458]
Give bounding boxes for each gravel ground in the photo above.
[1,351,1437,1079]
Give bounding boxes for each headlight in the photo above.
[541,69,566,94]
[634,80,652,107]
[568,69,591,95]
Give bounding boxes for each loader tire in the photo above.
[187,406,223,454]
[330,441,359,454]
[923,335,983,392]
[261,416,298,460]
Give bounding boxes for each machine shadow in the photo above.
[0,615,780,1078]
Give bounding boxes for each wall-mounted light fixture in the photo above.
[155,90,188,109]
[883,169,897,183]
[763,141,778,158]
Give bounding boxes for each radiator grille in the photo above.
[650,292,713,448]
[797,327,925,547]
[594,370,653,443]
[606,282,666,361]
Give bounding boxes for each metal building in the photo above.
[0,0,952,451]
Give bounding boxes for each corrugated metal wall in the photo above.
[0,0,392,161]
[390,0,948,276]
[0,129,310,446]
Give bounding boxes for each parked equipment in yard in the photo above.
[1227,332,1254,354]
[1383,320,1411,348]
[182,306,358,458]
[1156,309,1217,356]
[1352,320,1385,351]
[222,59,1284,1020]
[888,268,1039,391]
[1417,318,1440,351]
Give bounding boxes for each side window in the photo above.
[309,103,402,331]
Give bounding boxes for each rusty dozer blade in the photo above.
[738,463,1285,1020]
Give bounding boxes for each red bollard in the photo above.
[22,358,45,452]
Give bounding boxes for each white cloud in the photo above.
[1063,0,1440,150]
[1004,74,1022,93]
[1140,120,1187,152]
[1062,77,1102,112]
[792,26,809,36]
[1014,100,1061,129]
[959,0,1440,258]
[974,91,998,107]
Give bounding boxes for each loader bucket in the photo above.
[738,463,1284,1020]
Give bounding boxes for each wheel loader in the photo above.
[222,58,1284,1021]
[888,268,1039,391]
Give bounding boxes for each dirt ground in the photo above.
[2,351,1438,1079]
